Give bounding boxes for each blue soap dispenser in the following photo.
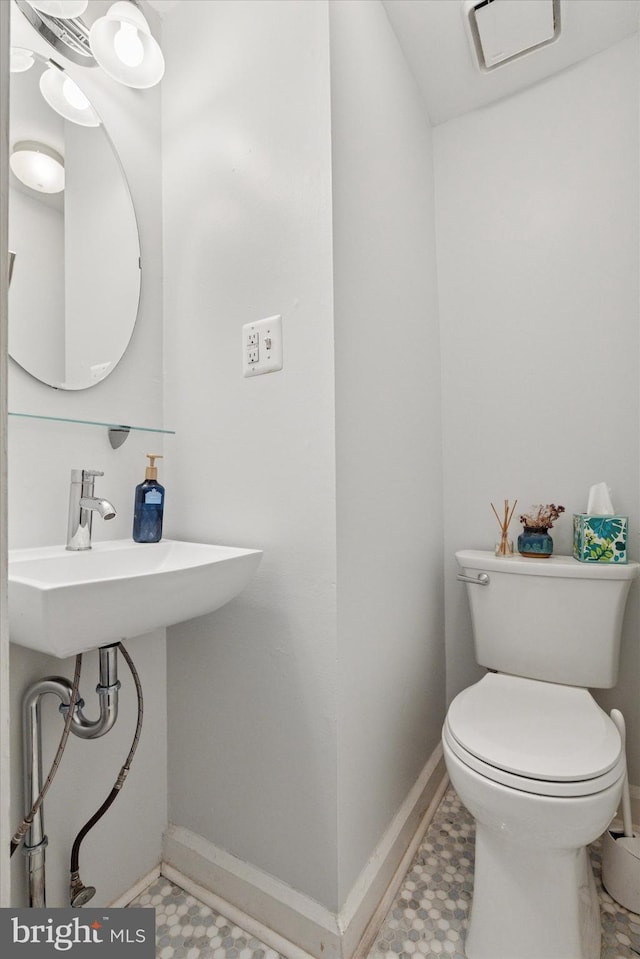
[133,454,165,543]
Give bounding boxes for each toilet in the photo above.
[443,549,638,959]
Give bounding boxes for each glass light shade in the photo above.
[39,67,101,127]
[10,47,35,73]
[26,0,88,16]
[10,141,65,194]
[89,2,165,89]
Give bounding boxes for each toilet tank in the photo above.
[456,550,639,688]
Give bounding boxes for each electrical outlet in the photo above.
[242,315,283,377]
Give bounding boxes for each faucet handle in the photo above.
[70,468,104,485]
[70,468,103,478]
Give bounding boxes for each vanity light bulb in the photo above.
[89,1,164,89]
[31,154,59,191]
[62,76,90,111]
[26,0,89,16]
[39,67,101,128]
[10,47,35,73]
[113,22,144,68]
[10,142,65,194]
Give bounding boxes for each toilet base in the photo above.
[442,731,622,959]
[465,821,600,959]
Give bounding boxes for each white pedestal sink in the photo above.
[8,539,262,658]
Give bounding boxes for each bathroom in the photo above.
[0,0,639,955]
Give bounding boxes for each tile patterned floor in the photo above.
[130,879,284,959]
[130,787,640,958]
[369,788,640,959]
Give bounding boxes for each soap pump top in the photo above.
[145,454,162,480]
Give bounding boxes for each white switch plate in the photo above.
[242,315,283,377]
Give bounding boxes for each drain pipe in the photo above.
[21,645,121,907]
[61,645,121,740]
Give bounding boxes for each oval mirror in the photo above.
[8,49,141,390]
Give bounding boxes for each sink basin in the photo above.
[8,539,262,658]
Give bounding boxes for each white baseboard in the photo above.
[110,865,161,908]
[161,864,320,959]
[347,765,449,959]
[162,744,447,959]
[163,823,342,959]
[340,752,448,959]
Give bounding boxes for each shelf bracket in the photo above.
[108,427,130,450]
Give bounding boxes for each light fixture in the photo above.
[89,2,165,89]
[10,140,65,194]
[39,64,101,126]
[10,46,35,72]
[16,0,96,65]
[15,0,165,89]
[26,0,88,16]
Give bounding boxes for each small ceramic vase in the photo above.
[517,527,553,558]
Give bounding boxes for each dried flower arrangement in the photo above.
[491,499,517,556]
[519,504,565,531]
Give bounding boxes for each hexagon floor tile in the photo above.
[130,787,640,958]
[368,788,640,959]
[129,879,286,959]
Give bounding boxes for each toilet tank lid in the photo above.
[447,673,621,782]
[456,550,639,580]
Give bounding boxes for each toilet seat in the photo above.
[444,673,624,798]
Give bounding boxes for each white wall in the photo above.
[8,1,167,907]
[435,37,640,775]
[162,0,339,910]
[162,0,446,920]
[330,0,444,903]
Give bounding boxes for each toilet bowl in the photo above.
[443,674,625,959]
[445,551,638,959]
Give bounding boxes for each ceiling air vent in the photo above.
[464,0,561,72]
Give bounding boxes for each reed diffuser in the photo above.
[491,499,517,556]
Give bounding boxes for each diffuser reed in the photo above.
[492,499,517,556]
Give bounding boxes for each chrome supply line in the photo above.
[69,641,143,908]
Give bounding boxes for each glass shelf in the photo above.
[8,411,175,448]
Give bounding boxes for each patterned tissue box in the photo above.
[573,513,628,564]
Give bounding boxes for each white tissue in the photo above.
[586,482,615,515]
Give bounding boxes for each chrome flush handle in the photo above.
[456,572,490,586]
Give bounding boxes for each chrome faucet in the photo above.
[66,469,116,551]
